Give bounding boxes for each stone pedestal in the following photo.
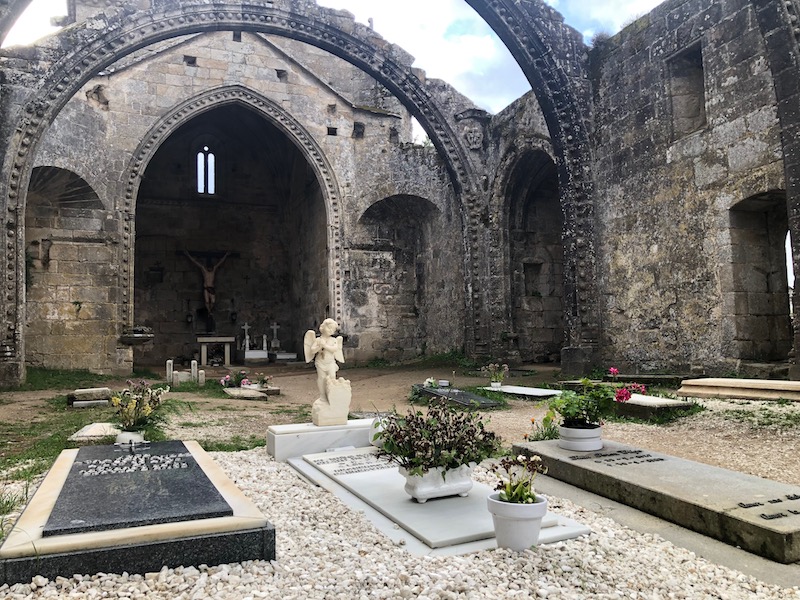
[311,376,351,426]
[266,419,374,461]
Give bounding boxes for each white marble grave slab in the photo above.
[223,387,268,400]
[301,447,590,550]
[481,385,562,397]
[628,393,691,407]
[267,419,374,461]
[68,422,121,443]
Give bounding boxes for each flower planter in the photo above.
[487,492,548,550]
[558,424,602,451]
[399,464,474,503]
[115,431,145,444]
[490,381,502,388]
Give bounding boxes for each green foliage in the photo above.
[375,398,501,476]
[199,436,266,452]
[18,367,112,391]
[0,395,113,477]
[366,357,392,368]
[719,406,800,429]
[489,454,548,503]
[549,379,615,426]
[526,413,560,441]
[110,380,169,431]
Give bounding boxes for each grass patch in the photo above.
[168,381,230,398]
[0,395,114,476]
[270,405,311,420]
[17,368,113,391]
[199,436,266,452]
[607,403,706,425]
[718,407,800,428]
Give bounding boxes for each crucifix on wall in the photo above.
[183,250,230,315]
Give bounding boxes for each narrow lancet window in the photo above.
[196,145,215,194]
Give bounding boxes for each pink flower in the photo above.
[615,388,631,402]
[240,378,251,386]
[608,367,619,377]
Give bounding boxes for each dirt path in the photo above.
[3,364,800,486]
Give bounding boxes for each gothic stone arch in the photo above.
[0,0,486,383]
[465,0,599,372]
[121,84,344,329]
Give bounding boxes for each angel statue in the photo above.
[304,318,349,426]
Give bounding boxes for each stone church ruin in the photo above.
[1,0,799,385]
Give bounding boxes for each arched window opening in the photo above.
[196,145,216,194]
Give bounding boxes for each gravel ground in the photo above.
[3,370,800,598]
[2,448,798,599]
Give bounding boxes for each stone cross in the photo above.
[242,322,251,350]
[270,322,281,350]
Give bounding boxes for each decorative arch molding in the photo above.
[0,0,486,374]
[464,0,599,369]
[749,0,800,377]
[122,84,345,326]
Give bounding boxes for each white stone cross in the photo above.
[270,322,280,340]
[242,322,251,350]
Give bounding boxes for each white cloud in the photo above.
[2,0,66,47]
[4,0,666,113]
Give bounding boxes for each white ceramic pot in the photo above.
[557,424,603,451]
[487,492,548,550]
[399,464,474,503]
[115,430,145,444]
[490,381,502,388]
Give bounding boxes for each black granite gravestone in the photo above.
[43,441,232,536]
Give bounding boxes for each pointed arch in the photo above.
[120,84,345,327]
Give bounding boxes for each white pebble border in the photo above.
[2,447,799,599]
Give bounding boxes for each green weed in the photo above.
[199,436,266,452]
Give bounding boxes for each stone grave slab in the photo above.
[299,447,590,551]
[412,384,501,408]
[677,378,800,401]
[516,439,800,563]
[267,418,374,461]
[67,422,121,444]
[44,441,232,536]
[223,387,269,400]
[480,385,561,398]
[614,394,695,420]
[0,441,274,585]
[67,387,112,407]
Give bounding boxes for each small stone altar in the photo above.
[0,441,274,585]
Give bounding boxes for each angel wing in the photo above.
[334,336,344,364]
[303,330,317,363]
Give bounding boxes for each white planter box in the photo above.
[399,464,474,503]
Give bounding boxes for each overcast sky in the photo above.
[5,0,665,113]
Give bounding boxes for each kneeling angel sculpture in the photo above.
[304,318,350,425]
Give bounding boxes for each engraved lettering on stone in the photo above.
[78,452,191,476]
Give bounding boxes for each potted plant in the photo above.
[374,398,501,502]
[487,453,549,550]
[481,362,509,388]
[547,378,615,451]
[110,379,169,443]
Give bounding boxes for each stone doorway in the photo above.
[726,192,792,362]
[133,103,328,365]
[507,150,563,362]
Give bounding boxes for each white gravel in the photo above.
[2,447,799,599]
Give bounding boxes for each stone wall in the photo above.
[590,0,787,373]
[22,27,457,370]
